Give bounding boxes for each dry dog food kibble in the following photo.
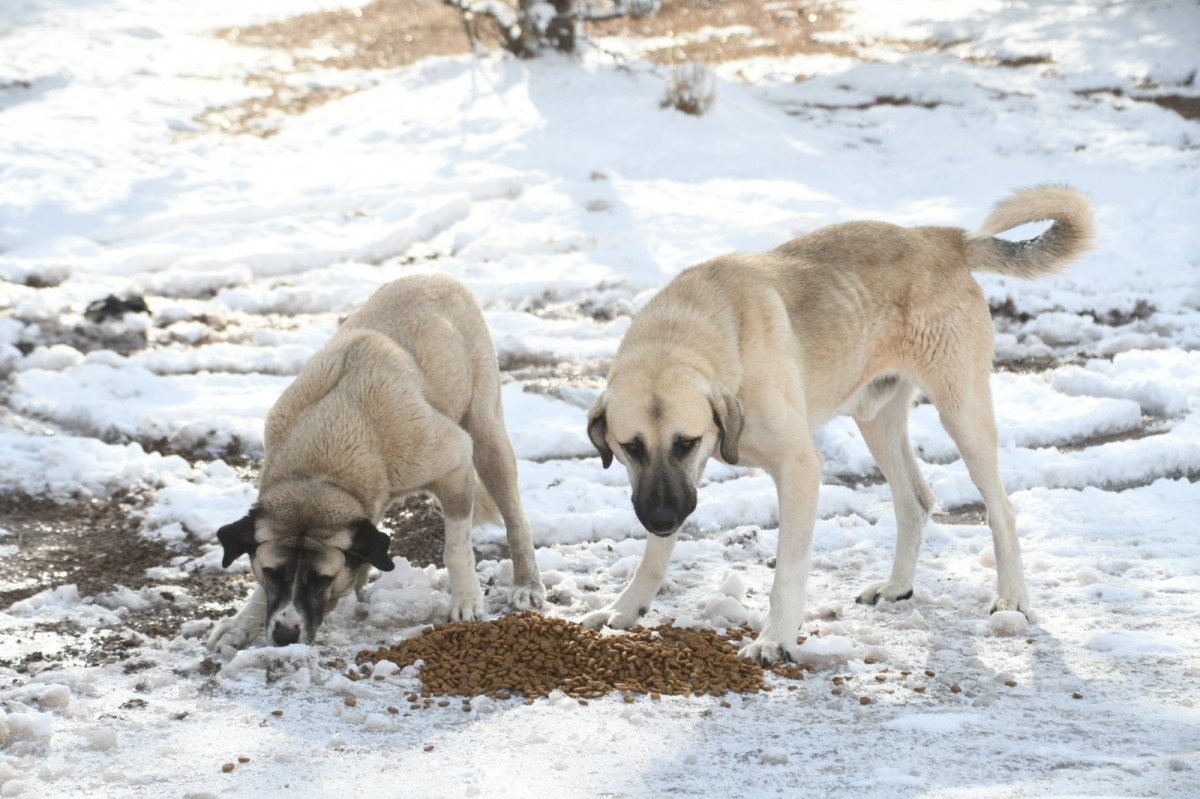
[357,610,768,699]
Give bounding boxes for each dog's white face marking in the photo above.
[253,538,346,646]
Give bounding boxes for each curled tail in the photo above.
[966,184,1095,279]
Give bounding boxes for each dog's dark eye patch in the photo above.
[671,436,700,459]
[306,572,333,592]
[621,438,647,463]
[261,566,286,584]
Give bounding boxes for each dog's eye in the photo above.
[308,573,333,591]
[672,436,700,459]
[261,566,284,583]
[621,440,646,462]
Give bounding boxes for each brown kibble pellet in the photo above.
[438,700,450,707]
[237,757,249,764]
[951,685,962,694]
[352,610,769,702]
[270,710,283,717]
[875,675,887,682]
[221,763,235,773]
[1072,692,1083,700]
[831,688,842,696]
[423,745,435,752]
[720,701,731,708]
[925,670,935,677]
[1004,679,1018,687]
[387,706,399,714]
[344,698,357,707]
[914,685,926,693]
[578,699,588,706]
[860,696,871,706]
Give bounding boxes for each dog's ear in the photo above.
[587,397,613,469]
[349,519,395,572]
[710,384,744,465]
[216,509,261,568]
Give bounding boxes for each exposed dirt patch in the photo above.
[0,492,157,606]
[588,0,851,64]
[1077,86,1200,121]
[1055,416,1169,452]
[1147,94,1200,120]
[993,354,1086,374]
[933,503,987,526]
[382,494,447,567]
[799,94,945,112]
[198,0,864,136]
[217,0,477,69]
[0,492,252,649]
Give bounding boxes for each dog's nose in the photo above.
[272,623,301,646]
[643,507,677,535]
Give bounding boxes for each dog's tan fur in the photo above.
[584,185,1095,664]
[207,274,543,650]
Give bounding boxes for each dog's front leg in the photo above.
[581,531,677,630]
[740,445,822,665]
[206,584,268,651]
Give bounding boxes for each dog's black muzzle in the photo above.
[633,468,696,537]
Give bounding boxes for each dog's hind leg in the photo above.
[853,378,936,607]
[427,428,487,623]
[930,368,1030,616]
[470,396,545,612]
[580,531,678,630]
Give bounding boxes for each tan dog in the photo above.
[584,185,1094,664]
[207,274,543,650]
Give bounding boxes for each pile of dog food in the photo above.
[356,610,786,699]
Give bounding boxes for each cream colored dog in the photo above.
[207,274,543,650]
[584,186,1094,664]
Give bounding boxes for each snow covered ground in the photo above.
[1,0,1199,796]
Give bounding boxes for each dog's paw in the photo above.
[206,618,254,652]
[738,636,797,666]
[510,582,545,612]
[580,604,644,631]
[855,581,914,607]
[448,592,485,623]
[989,595,1030,617]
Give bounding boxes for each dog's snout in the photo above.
[271,622,301,646]
[643,506,678,535]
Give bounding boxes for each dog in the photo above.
[206,274,544,650]
[583,185,1094,664]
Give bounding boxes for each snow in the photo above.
[2,0,1199,796]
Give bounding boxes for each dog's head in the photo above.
[215,483,394,647]
[588,368,743,536]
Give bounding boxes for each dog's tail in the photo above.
[471,474,503,529]
[966,184,1095,279]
